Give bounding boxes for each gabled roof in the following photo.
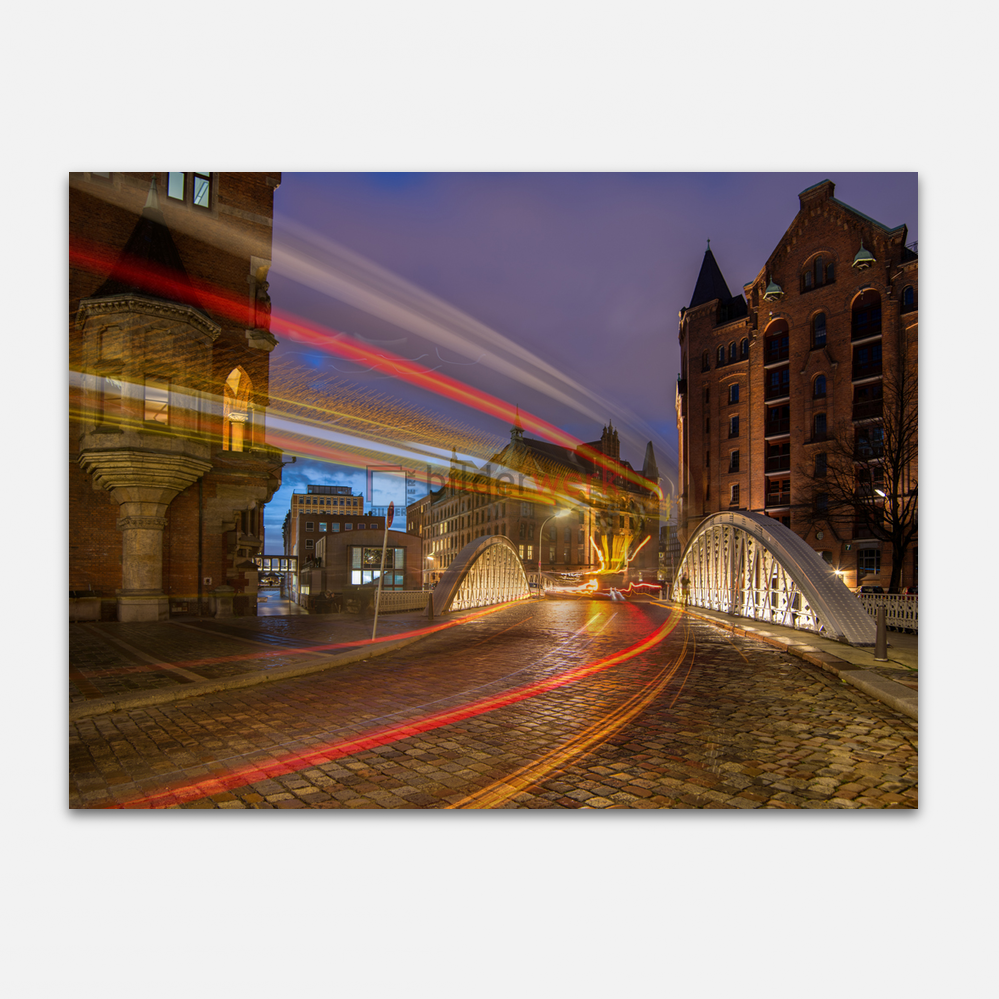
[88,177,207,315]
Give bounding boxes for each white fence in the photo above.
[372,590,432,614]
[859,593,918,632]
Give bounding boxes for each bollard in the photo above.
[426,591,434,622]
[874,604,888,661]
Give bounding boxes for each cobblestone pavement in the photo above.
[69,602,917,809]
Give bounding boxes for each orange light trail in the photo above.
[103,607,683,808]
[448,616,692,808]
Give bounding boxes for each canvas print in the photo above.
[68,172,917,809]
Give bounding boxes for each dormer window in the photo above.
[166,172,213,209]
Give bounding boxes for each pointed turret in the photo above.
[89,175,206,314]
[689,243,734,308]
[510,405,525,447]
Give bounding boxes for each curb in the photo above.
[683,608,918,722]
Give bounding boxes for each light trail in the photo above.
[448,616,693,808]
[102,607,683,808]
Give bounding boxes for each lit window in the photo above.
[858,548,881,575]
[319,523,327,532]
[144,378,169,423]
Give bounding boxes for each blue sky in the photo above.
[261,172,917,553]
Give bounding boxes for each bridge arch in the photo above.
[431,535,530,616]
[675,511,876,645]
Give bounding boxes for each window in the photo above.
[813,413,827,440]
[167,171,212,208]
[729,342,737,362]
[856,426,884,459]
[564,527,571,543]
[144,378,169,423]
[305,539,314,550]
[853,341,883,379]
[858,548,881,576]
[345,523,353,531]
[319,523,327,532]
[814,452,827,477]
[223,367,252,451]
[717,346,725,365]
[802,255,835,292]
[519,522,526,539]
[764,323,789,363]
[101,375,122,420]
[370,523,378,529]
[852,291,882,339]
[853,382,884,420]
[526,546,533,560]
[728,383,739,404]
[767,367,790,399]
[730,483,740,506]
[305,522,314,531]
[901,285,916,313]
[812,313,827,348]
[814,492,829,515]
[729,450,740,473]
[820,551,833,564]
[704,387,710,404]
[701,350,711,371]
[518,545,525,558]
[740,338,749,359]
[729,415,740,438]
[767,441,790,472]
[332,523,340,531]
[814,375,826,398]
[520,502,533,517]
[549,546,555,563]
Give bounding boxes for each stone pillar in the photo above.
[213,584,236,618]
[116,513,169,621]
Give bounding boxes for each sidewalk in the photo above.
[69,608,443,721]
[673,602,917,721]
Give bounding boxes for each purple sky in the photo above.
[263,172,917,553]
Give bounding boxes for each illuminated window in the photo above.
[223,367,252,451]
[858,548,881,576]
[319,523,327,532]
[144,378,169,423]
[101,375,122,420]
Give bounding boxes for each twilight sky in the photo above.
[262,172,917,553]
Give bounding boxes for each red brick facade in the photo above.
[69,172,284,620]
[676,179,917,592]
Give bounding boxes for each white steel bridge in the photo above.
[674,511,877,646]
[430,536,531,618]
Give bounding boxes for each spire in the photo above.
[689,244,734,308]
[510,405,525,446]
[88,174,205,313]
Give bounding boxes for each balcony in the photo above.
[766,454,791,473]
[765,418,790,438]
[765,491,791,509]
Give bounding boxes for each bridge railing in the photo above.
[859,593,918,632]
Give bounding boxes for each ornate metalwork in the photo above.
[432,536,530,616]
[675,512,876,645]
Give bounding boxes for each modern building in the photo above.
[675,179,917,592]
[69,171,284,620]
[410,418,661,587]
[284,484,365,558]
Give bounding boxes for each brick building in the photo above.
[410,417,661,587]
[69,171,284,620]
[675,179,917,592]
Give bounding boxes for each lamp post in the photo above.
[538,509,568,594]
[425,555,435,590]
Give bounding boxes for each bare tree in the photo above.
[798,358,917,593]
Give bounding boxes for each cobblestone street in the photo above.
[69,601,917,809]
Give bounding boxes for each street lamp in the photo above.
[425,555,435,590]
[538,509,569,592]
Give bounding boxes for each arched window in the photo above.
[801,255,835,292]
[814,374,827,398]
[740,338,749,359]
[813,413,827,440]
[901,285,916,313]
[729,341,737,362]
[852,290,882,338]
[223,367,253,451]
[812,312,827,348]
[717,346,725,365]
[701,350,710,371]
